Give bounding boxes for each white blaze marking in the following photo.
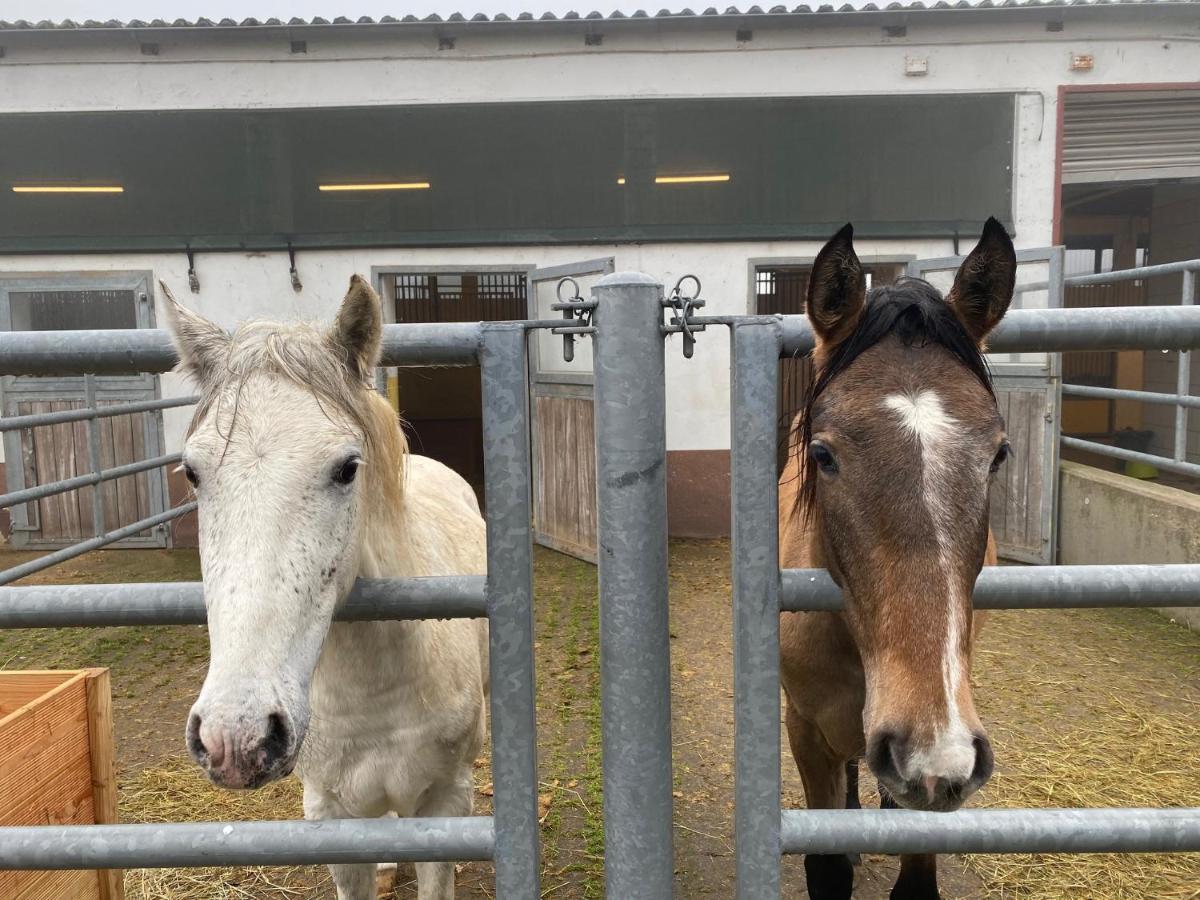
[883,391,975,780]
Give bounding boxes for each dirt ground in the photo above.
[1,540,1197,899]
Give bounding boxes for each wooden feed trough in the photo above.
[0,669,122,900]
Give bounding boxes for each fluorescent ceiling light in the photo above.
[655,174,730,184]
[12,185,124,193]
[616,174,731,185]
[318,182,431,192]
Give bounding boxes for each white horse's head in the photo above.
[165,276,404,789]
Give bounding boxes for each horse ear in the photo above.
[806,223,866,347]
[947,217,1017,344]
[159,281,229,383]
[329,274,383,383]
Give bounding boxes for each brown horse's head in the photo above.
[799,218,1016,811]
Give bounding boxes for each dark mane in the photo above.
[795,277,995,515]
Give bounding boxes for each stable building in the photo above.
[1,1,1198,558]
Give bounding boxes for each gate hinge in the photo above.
[551,277,597,363]
[661,275,707,358]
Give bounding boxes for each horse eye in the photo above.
[183,464,200,488]
[332,457,361,486]
[990,442,1011,474]
[809,442,839,475]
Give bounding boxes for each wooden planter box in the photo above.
[0,669,123,900]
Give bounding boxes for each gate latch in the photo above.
[662,275,707,358]
[551,277,597,363]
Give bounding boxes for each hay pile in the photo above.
[964,608,1200,899]
[119,757,331,899]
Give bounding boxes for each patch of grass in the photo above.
[575,564,605,900]
[534,554,567,877]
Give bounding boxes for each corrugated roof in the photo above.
[2,0,1196,32]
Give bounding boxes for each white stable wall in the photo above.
[0,237,958,456]
[2,14,1198,455]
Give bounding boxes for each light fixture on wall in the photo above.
[616,173,731,185]
[12,185,124,193]
[655,173,730,185]
[1069,52,1094,72]
[317,182,431,192]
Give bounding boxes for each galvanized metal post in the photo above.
[730,318,784,900]
[591,272,674,899]
[1176,269,1195,463]
[479,323,541,899]
[82,374,105,539]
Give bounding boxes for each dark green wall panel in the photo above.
[0,95,1014,252]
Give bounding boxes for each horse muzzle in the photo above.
[186,706,301,790]
[866,727,994,812]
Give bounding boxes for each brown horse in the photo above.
[779,218,1017,900]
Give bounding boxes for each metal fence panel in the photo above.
[733,298,1200,897]
[0,320,541,897]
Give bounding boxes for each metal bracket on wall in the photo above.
[550,277,597,363]
[662,274,707,358]
[186,250,200,294]
[288,244,303,293]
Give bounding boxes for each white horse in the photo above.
[164,275,489,900]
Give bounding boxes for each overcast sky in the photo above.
[1,1,769,22]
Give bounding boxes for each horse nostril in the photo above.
[263,712,292,762]
[971,734,995,787]
[866,730,907,782]
[186,713,208,761]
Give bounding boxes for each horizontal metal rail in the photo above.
[780,564,1200,612]
[1061,436,1200,480]
[0,503,196,586]
[0,321,484,375]
[780,305,1200,357]
[0,574,489,626]
[1015,262,1198,295]
[0,395,198,432]
[1018,258,1200,294]
[0,816,495,870]
[0,452,181,509]
[1062,382,1200,410]
[781,808,1200,856]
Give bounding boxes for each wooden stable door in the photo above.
[529,259,613,563]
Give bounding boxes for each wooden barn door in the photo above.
[907,248,1064,565]
[0,274,169,549]
[529,258,614,563]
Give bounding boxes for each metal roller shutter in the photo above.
[1062,89,1200,185]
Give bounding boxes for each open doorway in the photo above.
[375,268,530,498]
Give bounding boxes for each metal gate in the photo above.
[0,321,542,895]
[1,274,1199,899]
[730,303,1200,898]
[0,273,171,549]
[528,258,612,562]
